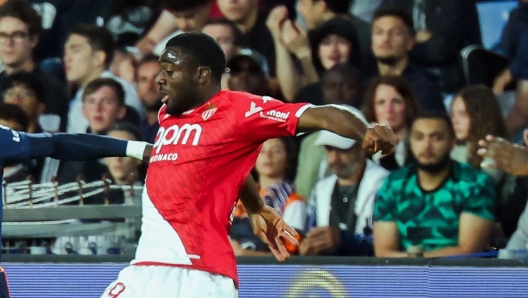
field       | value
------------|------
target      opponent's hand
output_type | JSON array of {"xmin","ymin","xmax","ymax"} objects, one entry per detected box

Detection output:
[
  {"xmin": 362, "ymin": 124, "xmax": 396, "ymax": 155},
  {"xmin": 248, "ymin": 206, "xmax": 299, "ymax": 262},
  {"xmin": 478, "ymin": 134, "xmax": 528, "ymax": 176}
]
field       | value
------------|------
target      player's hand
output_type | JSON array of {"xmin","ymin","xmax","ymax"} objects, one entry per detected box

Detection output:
[
  {"xmin": 362, "ymin": 124, "xmax": 396, "ymax": 155},
  {"xmin": 248, "ymin": 206, "xmax": 299, "ymax": 262},
  {"xmin": 478, "ymin": 134, "xmax": 528, "ymax": 176}
]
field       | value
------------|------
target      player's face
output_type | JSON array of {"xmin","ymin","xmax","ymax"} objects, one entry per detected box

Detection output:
[
  {"xmin": 450, "ymin": 96, "xmax": 470, "ymax": 143},
  {"xmin": 0, "ymin": 17, "xmax": 36, "ymax": 68},
  {"xmin": 256, "ymin": 138, "xmax": 288, "ymax": 179},
  {"xmin": 324, "ymin": 144, "xmax": 365, "ymax": 179},
  {"xmin": 317, "ymin": 34, "xmax": 352, "ymax": 70},
  {"xmin": 410, "ymin": 118, "xmax": 455, "ymax": 173},
  {"xmin": 373, "ymin": 84, "xmax": 407, "ymax": 132},
  {"xmin": 4, "ymin": 83, "xmax": 44, "ymax": 120},
  {"xmin": 372, "ymin": 16, "xmax": 414, "ymax": 61},
  {"xmin": 202, "ymin": 24, "xmax": 238, "ymax": 61},
  {"xmin": 64, "ymin": 34, "xmax": 98, "ymax": 84},
  {"xmin": 137, "ymin": 61, "xmax": 163, "ymax": 112},
  {"xmin": 157, "ymin": 47, "xmax": 199, "ymax": 115},
  {"xmin": 82, "ymin": 86, "xmax": 126, "ymax": 134},
  {"xmin": 105, "ymin": 130, "xmax": 141, "ymax": 183}
]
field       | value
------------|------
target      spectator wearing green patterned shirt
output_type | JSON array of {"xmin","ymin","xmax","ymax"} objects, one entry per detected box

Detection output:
[{"xmin": 373, "ymin": 111, "xmax": 496, "ymax": 257}]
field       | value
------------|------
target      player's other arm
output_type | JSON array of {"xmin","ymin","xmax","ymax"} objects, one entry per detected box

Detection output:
[
  {"xmin": 297, "ymin": 105, "xmax": 396, "ymax": 154},
  {"xmin": 26, "ymin": 133, "xmax": 152, "ymax": 161},
  {"xmin": 241, "ymin": 175, "xmax": 299, "ymax": 262}
]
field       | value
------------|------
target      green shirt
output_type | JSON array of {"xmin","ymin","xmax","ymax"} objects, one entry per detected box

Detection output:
[{"xmin": 373, "ymin": 161, "xmax": 496, "ymax": 251}]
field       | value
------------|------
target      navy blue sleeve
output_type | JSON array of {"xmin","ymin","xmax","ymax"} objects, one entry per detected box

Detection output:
[
  {"xmin": 25, "ymin": 133, "xmax": 128, "ymax": 161},
  {"xmin": 0, "ymin": 125, "xmax": 30, "ymax": 166},
  {"xmin": 337, "ymin": 230, "xmax": 374, "ymax": 257}
]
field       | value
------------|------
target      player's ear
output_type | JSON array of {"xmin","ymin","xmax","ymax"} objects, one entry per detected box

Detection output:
[{"xmin": 196, "ymin": 66, "xmax": 212, "ymax": 84}]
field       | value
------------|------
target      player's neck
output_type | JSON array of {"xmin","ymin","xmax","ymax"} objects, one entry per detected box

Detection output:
[
  {"xmin": 192, "ymin": 85, "xmax": 221, "ymax": 108},
  {"xmin": 259, "ymin": 176, "xmax": 284, "ymax": 190}
]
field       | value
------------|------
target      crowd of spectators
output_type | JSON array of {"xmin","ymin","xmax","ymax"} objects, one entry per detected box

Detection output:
[{"xmin": 1, "ymin": 0, "xmax": 528, "ymax": 258}]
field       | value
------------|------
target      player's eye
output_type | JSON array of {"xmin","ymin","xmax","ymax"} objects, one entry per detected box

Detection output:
[{"xmin": 165, "ymin": 71, "xmax": 174, "ymax": 76}]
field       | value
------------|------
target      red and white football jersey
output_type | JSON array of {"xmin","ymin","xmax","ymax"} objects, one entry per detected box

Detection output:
[{"xmin": 131, "ymin": 90, "xmax": 311, "ymax": 285}]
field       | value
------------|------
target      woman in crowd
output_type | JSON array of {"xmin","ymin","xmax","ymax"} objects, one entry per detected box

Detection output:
[
  {"xmin": 230, "ymin": 137, "xmax": 305, "ymax": 256},
  {"xmin": 293, "ymin": 17, "xmax": 362, "ymax": 105},
  {"xmin": 362, "ymin": 75, "xmax": 419, "ymax": 171},
  {"xmin": 450, "ymin": 84, "xmax": 508, "ymax": 184}
]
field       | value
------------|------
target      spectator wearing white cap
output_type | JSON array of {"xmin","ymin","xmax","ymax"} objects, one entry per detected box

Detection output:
[{"xmin": 299, "ymin": 129, "xmax": 389, "ymax": 256}]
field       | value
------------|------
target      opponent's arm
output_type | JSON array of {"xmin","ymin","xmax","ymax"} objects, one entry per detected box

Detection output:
[
  {"xmin": 26, "ymin": 133, "xmax": 152, "ymax": 161},
  {"xmin": 297, "ymin": 105, "xmax": 396, "ymax": 154}
]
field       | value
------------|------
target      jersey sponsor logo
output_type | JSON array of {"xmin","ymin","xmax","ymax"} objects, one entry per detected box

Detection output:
[
  {"xmin": 153, "ymin": 124, "xmax": 202, "ymax": 154},
  {"xmin": 245, "ymin": 102, "xmax": 263, "ymax": 117},
  {"xmin": 261, "ymin": 110, "xmax": 290, "ymax": 122},
  {"xmin": 202, "ymin": 103, "xmax": 218, "ymax": 121}
]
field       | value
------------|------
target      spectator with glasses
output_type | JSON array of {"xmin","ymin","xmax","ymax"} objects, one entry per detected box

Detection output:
[{"xmin": 0, "ymin": 0, "xmax": 69, "ymax": 131}]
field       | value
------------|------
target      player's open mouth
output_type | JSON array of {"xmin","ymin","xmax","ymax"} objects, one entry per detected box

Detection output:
[{"xmin": 161, "ymin": 94, "xmax": 169, "ymax": 104}]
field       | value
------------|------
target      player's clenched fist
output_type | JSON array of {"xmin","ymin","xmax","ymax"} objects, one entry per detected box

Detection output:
[{"xmin": 362, "ymin": 124, "xmax": 396, "ymax": 155}]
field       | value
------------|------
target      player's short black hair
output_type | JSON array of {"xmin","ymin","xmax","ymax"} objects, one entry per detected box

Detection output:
[
  {"xmin": 165, "ymin": 32, "xmax": 226, "ymax": 82},
  {"xmin": 324, "ymin": 0, "xmax": 352, "ymax": 14},
  {"xmin": 3, "ymin": 71, "xmax": 45, "ymax": 103},
  {"xmin": 0, "ymin": 103, "xmax": 29, "ymax": 131},
  {"xmin": 83, "ymin": 78, "xmax": 125, "ymax": 106},
  {"xmin": 413, "ymin": 110, "xmax": 455, "ymax": 137},
  {"xmin": 163, "ymin": 0, "xmax": 212, "ymax": 13},
  {"xmin": 68, "ymin": 24, "xmax": 116, "ymax": 68},
  {"xmin": 205, "ymin": 18, "xmax": 243, "ymax": 46},
  {"xmin": 373, "ymin": 6, "xmax": 415, "ymax": 35}
]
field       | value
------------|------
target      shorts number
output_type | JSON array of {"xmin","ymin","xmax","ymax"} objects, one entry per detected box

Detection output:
[{"xmin": 108, "ymin": 282, "xmax": 126, "ymax": 298}]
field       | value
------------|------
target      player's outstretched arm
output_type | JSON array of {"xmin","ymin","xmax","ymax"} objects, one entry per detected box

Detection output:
[
  {"xmin": 297, "ymin": 105, "xmax": 396, "ymax": 154},
  {"xmin": 241, "ymin": 175, "xmax": 299, "ymax": 262},
  {"xmin": 26, "ymin": 133, "xmax": 152, "ymax": 161}
]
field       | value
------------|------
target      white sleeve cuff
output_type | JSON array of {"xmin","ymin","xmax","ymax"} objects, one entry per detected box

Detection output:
[{"xmin": 126, "ymin": 141, "xmax": 148, "ymax": 160}]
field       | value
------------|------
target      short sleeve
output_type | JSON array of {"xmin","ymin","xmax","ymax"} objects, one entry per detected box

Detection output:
[
  {"xmin": 373, "ymin": 179, "xmax": 397, "ymax": 222},
  {"xmin": 0, "ymin": 125, "xmax": 30, "ymax": 166},
  {"xmin": 462, "ymin": 175, "xmax": 496, "ymax": 221},
  {"xmin": 234, "ymin": 94, "xmax": 312, "ymax": 142}
]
